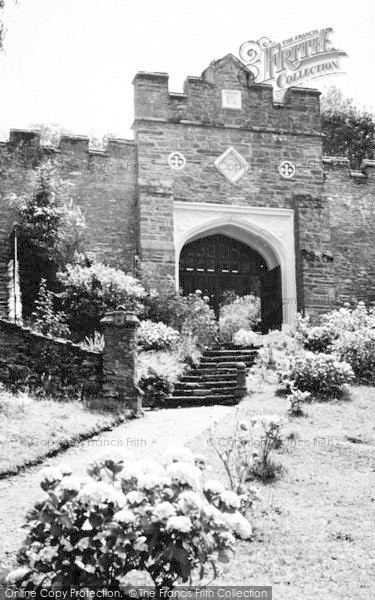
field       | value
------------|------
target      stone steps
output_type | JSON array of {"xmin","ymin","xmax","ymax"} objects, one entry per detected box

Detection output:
[{"xmin": 166, "ymin": 345, "xmax": 259, "ymax": 408}]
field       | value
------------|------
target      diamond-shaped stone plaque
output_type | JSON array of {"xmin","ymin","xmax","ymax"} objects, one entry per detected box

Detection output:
[{"xmin": 214, "ymin": 147, "xmax": 249, "ymax": 184}]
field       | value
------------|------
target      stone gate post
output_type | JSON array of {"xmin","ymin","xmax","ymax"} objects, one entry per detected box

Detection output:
[{"xmin": 100, "ymin": 308, "xmax": 140, "ymax": 413}]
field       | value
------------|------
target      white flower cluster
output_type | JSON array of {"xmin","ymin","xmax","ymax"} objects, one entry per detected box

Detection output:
[
  {"xmin": 138, "ymin": 320, "xmax": 180, "ymax": 351},
  {"xmin": 77, "ymin": 481, "xmax": 126, "ymax": 508},
  {"xmin": 166, "ymin": 461, "xmax": 202, "ymax": 490}
]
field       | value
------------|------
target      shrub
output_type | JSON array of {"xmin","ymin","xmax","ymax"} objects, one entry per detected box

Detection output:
[
  {"xmin": 295, "ymin": 316, "xmax": 337, "ymax": 353},
  {"xmin": 138, "ymin": 320, "xmax": 179, "ymax": 351},
  {"xmin": 31, "ymin": 278, "xmax": 70, "ymax": 339},
  {"xmin": 286, "ymin": 386, "xmax": 311, "ymax": 417},
  {"xmin": 332, "ymin": 328, "xmax": 375, "ymax": 382},
  {"xmin": 219, "ymin": 295, "xmax": 261, "ymax": 344},
  {"xmin": 211, "ymin": 415, "xmax": 285, "ymax": 484},
  {"xmin": 175, "ymin": 333, "xmax": 202, "ymax": 367},
  {"xmin": 255, "ymin": 330, "xmax": 301, "ymax": 376},
  {"xmin": 137, "ymin": 351, "xmax": 185, "ymax": 407},
  {"xmin": 58, "ymin": 263, "xmax": 146, "ymax": 337},
  {"xmin": 233, "ymin": 329, "xmax": 261, "ymax": 347},
  {"xmin": 6, "ymin": 449, "xmax": 253, "ymax": 592},
  {"xmin": 143, "ymin": 283, "xmax": 218, "ymax": 350},
  {"xmin": 281, "ymin": 352, "xmax": 354, "ymax": 398}
]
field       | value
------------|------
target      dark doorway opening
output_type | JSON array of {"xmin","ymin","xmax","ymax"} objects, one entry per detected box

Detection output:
[{"xmin": 179, "ymin": 233, "xmax": 282, "ymax": 332}]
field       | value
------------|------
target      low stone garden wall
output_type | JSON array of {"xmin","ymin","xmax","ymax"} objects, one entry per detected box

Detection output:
[{"xmin": 0, "ymin": 309, "xmax": 139, "ymax": 406}]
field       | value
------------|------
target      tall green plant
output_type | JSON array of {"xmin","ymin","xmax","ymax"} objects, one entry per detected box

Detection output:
[{"xmin": 9, "ymin": 160, "xmax": 86, "ymax": 266}]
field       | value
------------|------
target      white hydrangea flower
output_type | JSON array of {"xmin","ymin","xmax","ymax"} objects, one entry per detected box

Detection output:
[
  {"xmin": 6, "ymin": 566, "xmax": 31, "ymax": 585},
  {"xmin": 114, "ymin": 509, "xmax": 136, "ymax": 525},
  {"xmin": 39, "ymin": 466, "xmax": 64, "ymax": 484},
  {"xmin": 234, "ymin": 514, "xmax": 253, "ymax": 540},
  {"xmin": 222, "ymin": 512, "xmax": 252, "ymax": 540},
  {"xmin": 166, "ymin": 462, "xmax": 201, "ymax": 489},
  {"xmin": 194, "ymin": 454, "xmax": 207, "ymax": 469},
  {"xmin": 160, "ymin": 475, "xmax": 172, "ymax": 487},
  {"xmin": 58, "ymin": 463, "xmax": 73, "ymax": 476},
  {"xmin": 126, "ymin": 490, "xmax": 145, "ymax": 506},
  {"xmin": 166, "ymin": 515, "xmax": 193, "ymax": 533},
  {"xmin": 163, "ymin": 447, "xmax": 195, "ymax": 466},
  {"xmin": 136, "ymin": 459, "xmax": 166, "ymax": 476},
  {"xmin": 204, "ymin": 479, "xmax": 225, "ymax": 495},
  {"xmin": 201, "ymin": 503, "xmax": 222, "ymax": 521},
  {"xmin": 152, "ymin": 501, "xmax": 176, "ymax": 521},
  {"xmin": 220, "ymin": 490, "xmax": 241, "ymax": 509},
  {"xmin": 177, "ymin": 490, "xmax": 203, "ymax": 513},
  {"xmin": 78, "ymin": 482, "xmax": 126, "ymax": 507},
  {"xmin": 37, "ymin": 546, "xmax": 59, "ymax": 563},
  {"xmin": 121, "ymin": 464, "xmax": 143, "ymax": 481},
  {"xmin": 57, "ymin": 476, "xmax": 85, "ymax": 493},
  {"xmin": 137, "ymin": 473, "xmax": 165, "ymax": 490},
  {"xmin": 99, "ymin": 449, "xmax": 134, "ymax": 464}
]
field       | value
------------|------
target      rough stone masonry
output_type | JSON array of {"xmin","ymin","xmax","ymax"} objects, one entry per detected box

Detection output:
[{"xmin": 0, "ymin": 54, "xmax": 374, "ymax": 329}]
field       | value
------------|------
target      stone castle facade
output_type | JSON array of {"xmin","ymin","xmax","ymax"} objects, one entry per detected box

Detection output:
[{"xmin": 0, "ymin": 54, "xmax": 375, "ymax": 330}]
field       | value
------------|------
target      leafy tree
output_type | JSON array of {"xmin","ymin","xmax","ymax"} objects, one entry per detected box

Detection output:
[
  {"xmin": 321, "ymin": 86, "xmax": 375, "ymax": 169},
  {"xmin": 9, "ymin": 160, "xmax": 86, "ymax": 315}
]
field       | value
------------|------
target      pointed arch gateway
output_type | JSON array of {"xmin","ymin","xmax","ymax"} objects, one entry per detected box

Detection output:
[{"xmin": 173, "ymin": 202, "xmax": 297, "ymax": 331}]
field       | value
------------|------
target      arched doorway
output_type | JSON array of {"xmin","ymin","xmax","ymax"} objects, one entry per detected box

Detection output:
[{"xmin": 179, "ymin": 233, "xmax": 282, "ymax": 332}]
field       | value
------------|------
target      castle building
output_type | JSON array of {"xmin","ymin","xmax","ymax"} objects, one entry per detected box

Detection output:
[{"xmin": 1, "ymin": 54, "xmax": 375, "ymax": 331}]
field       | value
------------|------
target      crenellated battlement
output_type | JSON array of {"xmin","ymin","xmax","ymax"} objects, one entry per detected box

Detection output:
[
  {"xmin": 133, "ymin": 54, "xmax": 321, "ymax": 135},
  {"xmin": 0, "ymin": 129, "xmax": 135, "ymax": 166}
]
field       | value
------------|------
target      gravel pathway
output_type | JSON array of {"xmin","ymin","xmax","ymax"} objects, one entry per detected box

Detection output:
[{"xmin": 0, "ymin": 404, "xmax": 232, "ymax": 569}]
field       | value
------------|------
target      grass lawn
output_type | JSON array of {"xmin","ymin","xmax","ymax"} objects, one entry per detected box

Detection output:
[
  {"xmin": 0, "ymin": 389, "xmax": 125, "ymax": 477},
  {"xmin": 188, "ymin": 381, "xmax": 375, "ymax": 599}
]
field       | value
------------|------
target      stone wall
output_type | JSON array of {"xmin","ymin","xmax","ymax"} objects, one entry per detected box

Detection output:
[
  {"xmin": 324, "ymin": 158, "xmax": 375, "ymax": 304},
  {"xmin": 0, "ymin": 318, "xmax": 102, "ymax": 398},
  {"xmin": 0, "ymin": 309, "xmax": 139, "ymax": 407},
  {"xmin": 0, "ymin": 130, "xmax": 138, "ymax": 316}
]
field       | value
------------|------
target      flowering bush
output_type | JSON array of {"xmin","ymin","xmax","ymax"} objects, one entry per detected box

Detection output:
[
  {"xmin": 58, "ymin": 263, "xmax": 146, "ymax": 337},
  {"xmin": 332, "ymin": 328, "xmax": 375, "ymax": 382},
  {"xmin": 7, "ymin": 447, "xmax": 253, "ymax": 592},
  {"xmin": 233, "ymin": 329, "xmax": 262, "ymax": 348},
  {"xmin": 219, "ymin": 295, "xmax": 261, "ymax": 344},
  {"xmin": 138, "ymin": 320, "xmax": 180, "ymax": 351},
  {"xmin": 137, "ymin": 351, "xmax": 186, "ymax": 407},
  {"xmin": 280, "ymin": 352, "xmax": 354, "ymax": 398},
  {"xmin": 321, "ymin": 301, "xmax": 375, "ymax": 333},
  {"xmin": 295, "ymin": 316, "xmax": 337, "ymax": 353},
  {"xmin": 296, "ymin": 303, "xmax": 375, "ymax": 354},
  {"xmin": 145, "ymin": 287, "xmax": 218, "ymax": 349},
  {"xmin": 255, "ymin": 330, "xmax": 301, "ymax": 378}
]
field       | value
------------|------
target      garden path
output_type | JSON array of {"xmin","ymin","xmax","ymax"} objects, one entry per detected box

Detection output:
[{"xmin": 0, "ymin": 403, "xmax": 233, "ymax": 569}]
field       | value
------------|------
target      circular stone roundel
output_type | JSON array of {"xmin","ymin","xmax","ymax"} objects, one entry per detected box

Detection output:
[
  {"xmin": 168, "ymin": 151, "xmax": 186, "ymax": 170},
  {"xmin": 279, "ymin": 160, "xmax": 296, "ymax": 179}
]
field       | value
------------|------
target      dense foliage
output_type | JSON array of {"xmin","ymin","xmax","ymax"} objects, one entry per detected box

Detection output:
[
  {"xmin": 138, "ymin": 320, "xmax": 180, "ymax": 351},
  {"xmin": 144, "ymin": 283, "xmax": 218, "ymax": 350},
  {"xmin": 6, "ymin": 448, "xmax": 254, "ymax": 592},
  {"xmin": 219, "ymin": 294, "xmax": 260, "ymax": 344},
  {"xmin": 321, "ymin": 86, "xmax": 375, "ymax": 169},
  {"xmin": 58, "ymin": 263, "xmax": 146, "ymax": 337},
  {"xmin": 9, "ymin": 161, "xmax": 86, "ymax": 315},
  {"xmin": 281, "ymin": 352, "xmax": 354, "ymax": 398},
  {"xmin": 31, "ymin": 278, "xmax": 70, "ymax": 338}
]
